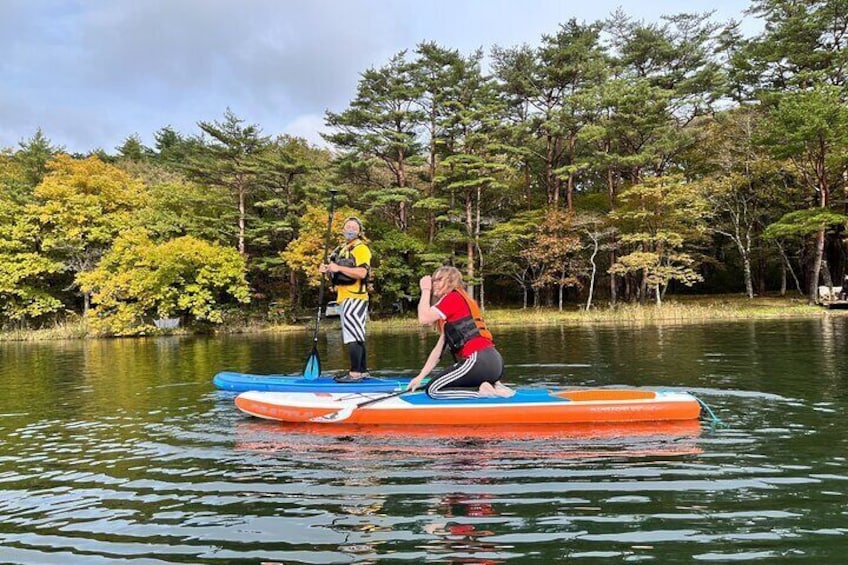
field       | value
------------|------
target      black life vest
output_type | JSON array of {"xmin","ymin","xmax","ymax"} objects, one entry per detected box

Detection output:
[
  {"xmin": 439, "ymin": 288, "xmax": 494, "ymax": 355},
  {"xmin": 330, "ymin": 240, "xmax": 369, "ymax": 292}
]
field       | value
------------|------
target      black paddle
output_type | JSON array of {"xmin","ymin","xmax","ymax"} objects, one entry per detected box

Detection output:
[{"xmin": 303, "ymin": 189, "xmax": 338, "ymax": 380}]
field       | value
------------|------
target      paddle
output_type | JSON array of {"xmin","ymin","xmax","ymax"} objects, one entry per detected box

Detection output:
[
  {"xmin": 310, "ymin": 389, "xmax": 413, "ymax": 423},
  {"xmin": 303, "ymin": 189, "xmax": 339, "ymax": 380}
]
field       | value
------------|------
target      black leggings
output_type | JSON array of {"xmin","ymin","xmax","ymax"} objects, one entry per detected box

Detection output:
[
  {"xmin": 426, "ymin": 347, "xmax": 504, "ymax": 399},
  {"xmin": 348, "ymin": 341, "xmax": 367, "ymax": 373}
]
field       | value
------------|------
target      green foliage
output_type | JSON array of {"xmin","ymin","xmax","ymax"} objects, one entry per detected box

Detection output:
[
  {"xmin": 116, "ymin": 134, "xmax": 152, "ymax": 162},
  {"xmin": 0, "ymin": 153, "xmax": 66, "ymax": 323},
  {"xmin": 746, "ymin": 0, "xmax": 848, "ymax": 91},
  {"xmin": 0, "ymin": 253, "xmax": 64, "ymax": 322},
  {"xmin": 183, "ymin": 109, "xmax": 271, "ymax": 254},
  {"xmin": 7, "ymin": 4, "xmax": 848, "ymax": 329},
  {"xmin": 760, "ymin": 86, "xmax": 848, "ymax": 182},
  {"xmin": 16, "ymin": 129, "xmax": 61, "ymax": 187},
  {"xmin": 369, "ymin": 229, "xmax": 424, "ymax": 308},
  {"xmin": 763, "ymin": 209, "xmax": 848, "ymax": 240},
  {"xmin": 610, "ymin": 175, "xmax": 708, "ymax": 297},
  {"xmin": 79, "ymin": 231, "xmax": 250, "ymax": 335}
]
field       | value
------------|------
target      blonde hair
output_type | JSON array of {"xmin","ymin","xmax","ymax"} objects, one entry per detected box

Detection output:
[{"xmin": 432, "ymin": 266, "xmax": 463, "ymax": 300}]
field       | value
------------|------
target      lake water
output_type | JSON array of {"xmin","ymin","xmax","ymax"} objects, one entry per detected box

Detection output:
[{"xmin": 1, "ymin": 317, "xmax": 846, "ymax": 563}]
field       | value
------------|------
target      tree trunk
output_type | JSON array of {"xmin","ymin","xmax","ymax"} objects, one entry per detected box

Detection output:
[
  {"xmin": 808, "ymin": 161, "xmax": 830, "ymax": 303},
  {"xmin": 607, "ymin": 164, "xmax": 617, "ymax": 306},
  {"xmin": 475, "ymin": 184, "xmax": 483, "ymax": 303},
  {"xmin": 237, "ymin": 183, "xmax": 246, "ymax": 255},
  {"xmin": 741, "ymin": 248, "xmax": 754, "ymax": 299},
  {"xmin": 289, "ymin": 270, "xmax": 299, "ymax": 307},
  {"xmin": 428, "ymin": 108, "xmax": 437, "ymax": 244},
  {"xmin": 398, "ymin": 151, "xmax": 408, "ymax": 231},
  {"xmin": 586, "ymin": 234, "xmax": 598, "ymax": 310},
  {"xmin": 465, "ymin": 192, "xmax": 474, "ymax": 299},
  {"xmin": 558, "ymin": 283, "xmax": 563, "ymax": 311},
  {"xmin": 780, "ymin": 259, "xmax": 787, "ymax": 296},
  {"xmin": 566, "ymin": 135, "xmax": 576, "ymax": 212},
  {"xmin": 546, "ymin": 133, "xmax": 555, "ymax": 206},
  {"xmin": 778, "ymin": 242, "xmax": 804, "ymax": 296},
  {"xmin": 809, "ymin": 228, "xmax": 825, "ymax": 304}
]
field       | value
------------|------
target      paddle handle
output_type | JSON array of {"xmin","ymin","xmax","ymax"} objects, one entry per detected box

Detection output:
[{"xmin": 312, "ymin": 189, "xmax": 338, "ymax": 344}]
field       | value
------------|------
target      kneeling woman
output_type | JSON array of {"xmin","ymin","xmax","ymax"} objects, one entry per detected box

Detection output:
[{"xmin": 407, "ymin": 266, "xmax": 513, "ymax": 398}]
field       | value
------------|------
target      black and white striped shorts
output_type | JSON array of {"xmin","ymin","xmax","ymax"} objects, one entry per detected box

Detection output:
[{"xmin": 340, "ymin": 298, "xmax": 368, "ymax": 344}]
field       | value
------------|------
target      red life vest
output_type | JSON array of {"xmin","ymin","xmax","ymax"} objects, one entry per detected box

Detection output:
[{"xmin": 438, "ymin": 287, "xmax": 494, "ymax": 355}]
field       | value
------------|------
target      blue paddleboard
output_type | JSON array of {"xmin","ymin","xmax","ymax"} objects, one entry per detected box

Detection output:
[{"xmin": 213, "ymin": 371, "xmax": 412, "ymax": 393}]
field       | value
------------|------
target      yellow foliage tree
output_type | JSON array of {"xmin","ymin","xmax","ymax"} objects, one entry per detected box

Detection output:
[
  {"xmin": 30, "ymin": 154, "xmax": 149, "ymax": 311},
  {"xmin": 281, "ymin": 203, "xmax": 361, "ymax": 288}
]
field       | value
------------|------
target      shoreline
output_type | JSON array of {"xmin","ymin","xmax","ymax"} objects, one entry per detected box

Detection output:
[{"xmin": 0, "ymin": 295, "xmax": 839, "ymax": 342}]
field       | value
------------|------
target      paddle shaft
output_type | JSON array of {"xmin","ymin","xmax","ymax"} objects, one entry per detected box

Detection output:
[
  {"xmin": 353, "ymin": 389, "xmax": 410, "ymax": 409},
  {"xmin": 311, "ymin": 189, "xmax": 338, "ymax": 345}
]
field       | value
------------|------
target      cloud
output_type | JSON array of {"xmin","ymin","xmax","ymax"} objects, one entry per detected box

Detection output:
[
  {"xmin": 282, "ymin": 113, "xmax": 331, "ymax": 149},
  {"xmin": 0, "ymin": 0, "xmax": 756, "ymax": 153}
]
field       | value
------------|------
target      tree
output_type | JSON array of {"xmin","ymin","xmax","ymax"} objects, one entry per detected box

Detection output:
[
  {"xmin": 492, "ymin": 20, "xmax": 609, "ymax": 209},
  {"xmin": 79, "ymin": 231, "xmax": 250, "ymax": 335},
  {"xmin": 609, "ymin": 175, "xmax": 709, "ymax": 304},
  {"xmin": 746, "ymin": 0, "xmax": 848, "ymax": 91},
  {"xmin": 412, "ymin": 42, "xmax": 465, "ymax": 243},
  {"xmin": 483, "ymin": 211, "xmax": 544, "ymax": 308},
  {"xmin": 30, "ymin": 154, "xmax": 148, "ymax": 313},
  {"xmin": 324, "ymin": 52, "xmax": 424, "ymax": 231},
  {"xmin": 248, "ymin": 136, "xmax": 330, "ymax": 300},
  {"xmin": 0, "ymin": 154, "xmax": 63, "ymax": 324},
  {"xmin": 16, "ymin": 128, "xmax": 61, "ymax": 187},
  {"xmin": 116, "ymin": 133, "xmax": 151, "ymax": 162},
  {"xmin": 692, "ymin": 108, "xmax": 786, "ymax": 298},
  {"xmin": 523, "ymin": 209, "xmax": 584, "ymax": 310},
  {"xmin": 759, "ymin": 86, "xmax": 848, "ymax": 302},
  {"xmin": 153, "ymin": 126, "xmax": 200, "ymax": 165},
  {"xmin": 185, "ymin": 109, "xmax": 271, "ymax": 255},
  {"xmin": 434, "ymin": 52, "xmax": 509, "ymax": 299}
]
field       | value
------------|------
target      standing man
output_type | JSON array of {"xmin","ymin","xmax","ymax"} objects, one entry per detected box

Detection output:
[{"xmin": 319, "ymin": 217, "xmax": 372, "ymax": 382}]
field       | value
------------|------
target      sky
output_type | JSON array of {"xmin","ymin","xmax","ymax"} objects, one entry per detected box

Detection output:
[{"xmin": 1, "ymin": 0, "xmax": 758, "ymax": 154}]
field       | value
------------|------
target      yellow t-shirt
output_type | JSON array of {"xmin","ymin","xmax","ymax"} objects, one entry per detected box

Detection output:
[{"xmin": 335, "ymin": 240, "xmax": 371, "ymax": 303}]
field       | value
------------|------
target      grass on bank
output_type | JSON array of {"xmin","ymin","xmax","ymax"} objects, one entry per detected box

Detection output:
[
  {"xmin": 368, "ymin": 294, "xmax": 825, "ymax": 331},
  {"xmin": 0, "ymin": 294, "xmax": 833, "ymax": 342}
]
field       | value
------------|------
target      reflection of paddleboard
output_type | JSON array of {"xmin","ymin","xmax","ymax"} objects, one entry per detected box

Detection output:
[
  {"xmin": 233, "ymin": 420, "xmax": 703, "ymax": 460},
  {"xmin": 235, "ymin": 388, "xmax": 702, "ymax": 425},
  {"xmin": 213, "ymin": 371, "xmax": 411, "ymax": 393},
  {"xmin": 236, "ymin": 419, "xmax": 703, "ymax": 441}
]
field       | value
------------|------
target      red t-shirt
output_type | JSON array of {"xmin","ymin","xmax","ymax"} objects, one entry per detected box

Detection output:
[{"xmin": 432, "ymin": 290, "xmax": 494, "ymax": 359}]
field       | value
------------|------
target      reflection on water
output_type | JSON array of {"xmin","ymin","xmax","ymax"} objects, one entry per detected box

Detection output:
[{"xmin": 1, "ymin": 318, "xmax": 847, "ymax": 562}]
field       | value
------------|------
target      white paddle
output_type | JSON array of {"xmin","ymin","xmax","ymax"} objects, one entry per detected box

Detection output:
[{"xmin": 310, "ymin": 389, "xmax": 412, "ymax": 423}]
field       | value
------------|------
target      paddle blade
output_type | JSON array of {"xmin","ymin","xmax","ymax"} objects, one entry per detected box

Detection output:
[
  {"xmin": 303, "ymin": 348, "xmax": 321, "ymax": 380},
  {"xmin": 310, "ymin": 406, "xmax": 354, "ymax": 423},
  {"xmin": 309, "ymin": 390, "xmax": 410, "ymax": 423}
]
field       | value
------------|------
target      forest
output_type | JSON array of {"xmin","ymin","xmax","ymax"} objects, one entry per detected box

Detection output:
[{"xmin": 2, "ymin": 1, "xmax": 847, "ymax": 335}]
